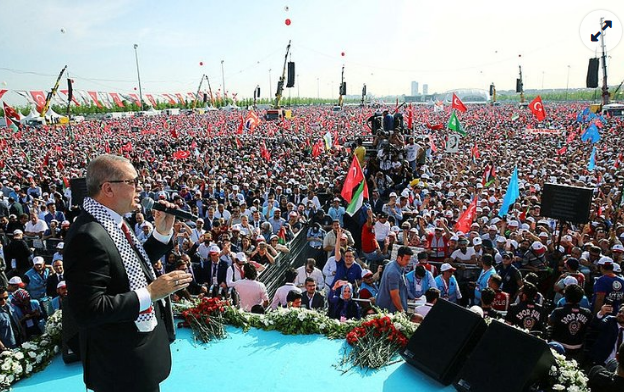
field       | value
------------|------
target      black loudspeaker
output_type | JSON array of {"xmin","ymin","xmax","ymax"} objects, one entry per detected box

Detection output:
[
  {"xmin": 286, "ymin": 62, "xmax": 295, "ymax": 88},
  {"xmin": 489, "ymin": 83, "xmax": 495, "ymax": 96},
  {"xmin": 255, "ymin": 87, "xmax": 261, "ymax": 98},
  {"xmin": 61, "ymin": 296, "xmax": 81, "ymax": 363},
  {"xmin": 516, "ymin": 78, "xmax": 523, "ymax": 93},
  {"xmin": 400, "ymin": 300, "xmax": 487, "ymax": 385},
  {"xmin": 454, "ymin": 321, "xmax": 555, "ymax": 392},
  {"xmin": 67, "ymin": 78, "xmax": 73, "ymax": 103},
  {"xmin": 540, "ymin": 183, "xmax": 593, "ymax": 224},
  {"xmin": 70, "ymin": 178, "xmax": 87, "ymax": 207},
  {"xmin": 340, "ymin": 82, "xmax": 347, "ymax": 95},
  {"xmin": 203, "ymin": 93, "xmax": 208, "ymax": 103},
  {"xmin": 586, "ymin": 58, "xmax": 599, "ymax": 88},
  {"xmin": 362, "ymin": 84, "xmax": 366, "ymax": 96}
]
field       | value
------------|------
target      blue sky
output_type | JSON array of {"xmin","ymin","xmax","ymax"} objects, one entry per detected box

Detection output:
[{"xmin": 0, "ymin": 0, "xmax": 622, "ymax": 105}]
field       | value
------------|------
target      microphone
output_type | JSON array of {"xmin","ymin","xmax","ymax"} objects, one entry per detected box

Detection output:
[{"xmin": 140, "ymin": 197, "xmax": 198, "ymax": 221}]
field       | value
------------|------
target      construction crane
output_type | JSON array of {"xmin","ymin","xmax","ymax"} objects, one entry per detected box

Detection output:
[
  {"xmin": 274, "ymin": 40, "xmax": 291, "ymax": 108},
  {"xmin": 41, "ymin": 65, "xmax": 67, "ymax": 118}
]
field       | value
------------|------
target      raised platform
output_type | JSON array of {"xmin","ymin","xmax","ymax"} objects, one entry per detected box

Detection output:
[{"xmin": 12, "ymin": 326, "xmax": 453, "ymax": 392}]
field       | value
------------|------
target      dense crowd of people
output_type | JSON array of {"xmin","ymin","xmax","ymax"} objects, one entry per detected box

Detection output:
[{"xmin": 1, "ymin": 101, "xmax": 624, "ymax": 387}]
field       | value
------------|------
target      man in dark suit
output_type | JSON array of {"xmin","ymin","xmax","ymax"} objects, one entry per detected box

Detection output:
[
  {"xmin": 369, "ymin": 189, "xmax": 384, "ymax": 214},
  {"xmin": 589, "ymin": 342, "xmax": 624, "ymax": 392},
  {"xmin": 46, "ymin": 259, "xmax": 64, "ymax": 298},
  {"xmin": 204, "ymin": 245, "xmax": 229, "ymax": 294},
  {"xmin": 589, "ymin": 303, "xmax": 624, "ymax": 367},
  {"xmin": 64, "ymin": 154, "xmax": 192, "ymax": 392},
  {"xmin": 300, "ymin": 277, "xmax": 325, "ymax": 311}
]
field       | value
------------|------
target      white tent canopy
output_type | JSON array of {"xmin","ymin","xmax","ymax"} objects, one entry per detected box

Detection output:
[{"xmin": 20, "ymin": 106, "xmax": 42, "ymax": 124}]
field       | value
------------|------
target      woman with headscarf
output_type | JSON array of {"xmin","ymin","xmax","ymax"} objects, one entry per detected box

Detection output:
[
  {"xmin": 10, "ymin": 288, "xmax": 44, "ymax": 339},
  {"xmin": 328, "ymin": 281, "xmax": 361, "ymax": 321}
]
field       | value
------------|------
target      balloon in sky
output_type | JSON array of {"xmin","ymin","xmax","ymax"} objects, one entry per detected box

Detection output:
[
  {"xmin": 134, "ymin": 87, "xmax": 137, "ymax": 91},
  {"xmin": 1, "ymin": 81, "xmax": 6, "ymax": 86},
  {"xmin": 60, "ymin": 28, "xmax": 65, "ymax": 33},
  {"xmin": 284, "ymin": 6, "xmax": 289, "ymax": 11},
  {"xmin": 199, "ymin": 61, "xmax": 203, "ymax": 66},
  {"xmin": 341, "ymin": 52, "xmax": 345, "ymax": 56},
  {"xmin": 285, "ymin": 18, "xmax": 291, "ymax": 26}
]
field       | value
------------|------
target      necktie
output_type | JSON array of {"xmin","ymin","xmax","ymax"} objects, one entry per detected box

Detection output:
[{"xmin": 121, "ymin": 222, "xmax": 135, "ymax": 247}]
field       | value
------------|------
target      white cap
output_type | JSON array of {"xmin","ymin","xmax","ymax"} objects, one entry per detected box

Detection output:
[
  {"xmin": 562, "ymin": 276, "xmax": 578, "ymax": 286},
  {"xmin": 33, "ymin": 256, "xmax": 45, "ymax": 265},
  {"xmin": 472, "ymin": 237, "xmax": 482, "ymax": 246},
  {"xmin": 597, "ymin": 256, "xmax": 614, "ymax": 265},
  {"xmin": 57, "ymin": 281, "xmax": 67, "ymax": 289},
  {"xmin": 209, "ymin": 245, "xmax": 221, "ymax": 254},
  {"xmin": 612, "ymin": 244, "xmax": 624, "ymax": 253},
  {"xmin": 56, "ymin": 242, "xmax": 64, "ymax": 249},
  {"xmin": 235, "ymin": 252, "xmax": 247, "ymax": 262},
  {"xmin": 440, "ymin": 263, "xmax": 455, "ymax": 272},
  {"xmin": 389, "ymin": 192, "xmax": 397, "ymax": 198}
]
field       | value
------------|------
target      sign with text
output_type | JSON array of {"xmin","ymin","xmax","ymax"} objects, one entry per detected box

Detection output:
[{"xmin": 540, "ymin": 183, "xmax": 593, "ymax": 223}]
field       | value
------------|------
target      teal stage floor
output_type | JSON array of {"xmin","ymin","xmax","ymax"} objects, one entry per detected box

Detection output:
[{"xmin": 12, "ymin": 326, "xmax": 454, "ymax": 392}]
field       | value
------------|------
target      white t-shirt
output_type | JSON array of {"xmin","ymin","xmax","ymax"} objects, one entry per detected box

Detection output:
[
  {"xmin": 450, "ymin": 247, "xmax": 475, "ymax": 262},
  {"xmin": 374, "ymin": 221, "xmax": 391, "ymax": 242},
  {"xmin": 406, "ymin": 144, "xmax": 421, "ymax": 162}
]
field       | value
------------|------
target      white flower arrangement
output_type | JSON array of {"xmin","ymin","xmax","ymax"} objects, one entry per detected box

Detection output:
[{"xmin": 0, "ymin": 310, "xmax": 63, "ymax": 392}]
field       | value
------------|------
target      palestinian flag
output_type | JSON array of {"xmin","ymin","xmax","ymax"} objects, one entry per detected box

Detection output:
[
  {"xmin": 346, "ymin": 179, "xmax": 369, "ymax": 216},
  {"xmin": 3, "ymin": 102, "xmax": 20, "ymax": 132},
  {"xmin": 447, "ymin": 111, "xmax": 465, "ymax": 136},
  {"xmin": 482, "ymin": 162, "xmax": 496, "ymax": 187}
]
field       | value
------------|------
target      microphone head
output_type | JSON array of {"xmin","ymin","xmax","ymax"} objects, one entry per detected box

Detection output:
[{"xmin": 140, "ymin": 197, "xmax": 155, "ymax": 211}]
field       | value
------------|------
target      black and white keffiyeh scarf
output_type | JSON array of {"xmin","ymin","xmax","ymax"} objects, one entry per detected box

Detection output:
[{"xmin": 83, "ymin": 197, "xmax": 157, "ymax": 332}]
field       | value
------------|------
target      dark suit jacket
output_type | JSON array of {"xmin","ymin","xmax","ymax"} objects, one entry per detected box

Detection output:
[
  {"xmin": 64, "ymin": 211, "xmax": 173, "ymax": 392},
  {"xmin": 301, "ymin": 292, "xmax": 325, "ymax": 310},
  {"xmin": 46, "ymin": 273, "xmax": 64, "ymax": 298},
  {"xmin": 589, "ymin": 315, "xmax": 622, "ymax": 366},
  {"xmin": 370, "ymin": 198, "xmax": 384, "ymax": 214}
]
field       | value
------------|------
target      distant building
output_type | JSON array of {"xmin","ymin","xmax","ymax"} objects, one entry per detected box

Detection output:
[
  {"xmin": 423, "ymin": 84, "xmax": 429, "ymax": 95},
  {"xmin": 411, "ymin": 81, "xmax": 419, "ymax": 96}
]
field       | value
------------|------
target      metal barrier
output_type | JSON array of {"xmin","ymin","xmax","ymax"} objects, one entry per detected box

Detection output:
[{"xmin": 259, "ymin": 224, "xmax": 310, "ymax": 298}]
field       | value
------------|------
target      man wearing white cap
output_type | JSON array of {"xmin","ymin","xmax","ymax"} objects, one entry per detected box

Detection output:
[
  {"xmin": 226, "ymin": 252, "xmax": 248, "ymax": 287},
  {"xmin": 24, "ymin": 256, "xmax": 50, "ymax": 300},
  {"xmin": 593, "ymin": 257, "xmax": 624, "ymax": 315},
  {"xmin": 51, "ymin": 280, "xmax": 68, "ymax": 311}
]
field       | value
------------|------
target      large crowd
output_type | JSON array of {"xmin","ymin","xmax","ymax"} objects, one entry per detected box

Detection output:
[{"xmin": 1, "ymin": 102, "xmax": 624, "ymax": 386}]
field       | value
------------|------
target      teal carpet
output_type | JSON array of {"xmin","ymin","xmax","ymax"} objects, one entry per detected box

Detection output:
[{"xmin": 12, "ymin": 326, "xmax": 453, "ymax": 392}]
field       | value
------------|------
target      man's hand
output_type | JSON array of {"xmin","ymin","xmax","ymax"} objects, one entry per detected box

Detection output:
[
  {"xmin": 147, "ymin": 270, "xmax": 193, "ymax": 301},
  {"xmin": 152, "ymin": 201, "xmax": 177, "ymax": 236}
]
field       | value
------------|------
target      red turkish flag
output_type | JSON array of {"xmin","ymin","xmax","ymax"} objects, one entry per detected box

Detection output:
[
  {"xmin": 128, "ymin": 94, "xmax": 140, "ymax": 105},
  {"xmin": 451, "ymin": 93, "xmax": 467, "ymax": 112},
  {"xmin": 341, "ymin": 155, "xmax": 365, "ymax": 202},
  {"xmin": 528, "ymin": 96, "xmax": 546, "ymax": 121},
  {"xmin": 145, "ymin": 94, "xmax": 157, "ymax": 107},
  {"xmin": 173, "ymin": 150, "xmax": 190, "ymax": 160},
  {"xmin": 87, "ymin": 91, "xmax": 103, "ymax": 108},
  {"xmin": 60, "ymin": 90, "xmax": 81, "ymax": 106},
  {"xmin": 0, "ymin": 89, "xmax": 7, "ymax": 100},
  {"xmin": 162, "ymin": 94, "xmax": 176, "ymax": 105},
  {"xmin": 109, "ymin": 93, "xmax": 125, "ymax": 108},
  {"xmin": 30, "ymin": 91, "xmax": 47, "ymax": 112},
  {"xmin": 175, "ymin": 93, "xmax": 185, "ymax": 104},
  {"xmin": 454, "ymin": 197, "xmax": 477, "ymax": 234}
]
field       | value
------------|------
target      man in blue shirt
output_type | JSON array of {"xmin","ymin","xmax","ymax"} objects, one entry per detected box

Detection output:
[
  {"xmin": 376, "ymin": 246, "xmax": 412, "ymax": 313},
  {"xmin": 327, "ymin": 198, "xmax": 346, "ymax": 227},
  {"xmin": 0, "ymin": 286, "xmax": 20, "ymax": 350}
]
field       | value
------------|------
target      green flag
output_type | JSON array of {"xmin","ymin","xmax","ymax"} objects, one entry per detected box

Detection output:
[
  {"xmin": 346, "ymin": 180, "xmax": 368, "ymax": 216},
  {"xmin": 447, "ymin": 111, "xmax": 466, "ymax": 136}
]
